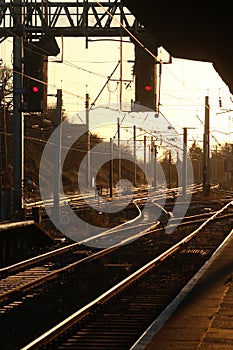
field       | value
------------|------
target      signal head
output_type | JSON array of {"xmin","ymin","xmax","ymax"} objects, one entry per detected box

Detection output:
[
  {"xmin": 31, "ymin": 85, "xmax": 40, "ymax": 93},
  {"xmin": 144, "ymin": 85, "xmax": 152, "ymax": 92}
]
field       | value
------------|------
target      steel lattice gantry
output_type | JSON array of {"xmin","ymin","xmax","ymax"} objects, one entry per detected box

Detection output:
[
  {"xmin": 0, "ymin": 0, "xmax": 145, "ymax": 40},
  {"xmin": 0, "ymin": 1, "xmax": 153, "ymax": 217}
]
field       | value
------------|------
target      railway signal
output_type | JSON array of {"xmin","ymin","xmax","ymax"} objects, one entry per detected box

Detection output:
[
  {"xmin": 23, "ymin": 43, "xmax": 45, "ymax": 112},
  {"xmin": 144, "ymin": 84, "xmax": 152, "ymax": 92},
  {"xmin": 24, "ymin": 81, "xmax": 44, "ymax": 112},
  {"xmin": 134, "ymin": 44, "xmax": 156, "ymax": 110}
]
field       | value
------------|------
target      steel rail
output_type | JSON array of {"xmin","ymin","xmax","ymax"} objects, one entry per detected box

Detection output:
[
  {"xmin": 1, "ymin": 196, "xmax": 230, "ymax": 306},
  {"xmin": 20, "ymin": 200, "xmax": 233, "ymax": 349}
]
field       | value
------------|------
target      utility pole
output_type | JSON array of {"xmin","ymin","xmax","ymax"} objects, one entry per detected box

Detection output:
[
  {"xmin": 182, "ymin": 127, "xmax": 195, "ymax": 197},
  {"xmin": 154, "ymin": 48, "xmax": 158, "ymax": 112},
  {"xmin": 144, "ymin": 135, "xmax": 147, "ymax": 178},
  {"xmin": 86, "ymin": 93, "xmax": 91, "ymax": 190},
  {"xmin": 117, "ymin": 117, "xmax": 121, "ymax": 183},
  {"xmin": 168, "ymin": 149, "xmax": 172, "ymax": 189},
  {"xmin": 203, "ymin": 95, "xmax": 210, "ymax": 196},
  {"xmin": 52, "ymin": 89, "xmax": 62, "ymax": 223},
  {"xmin": 109, "ymin": 138, "xmax": 113, "ymax": 198},
  {"xmin": 13, "ymin": 0, "xmax": 24, "ymax": 219},
  {"xmin": 157, "ymin": 62, "xmax": 162, "ymax": 114},
  {"xmin": 153, "ymin": 144, "xmax": 157, "ymax": 190},
  {"xmin": 182, "ymin": 127, "xmax": 187, "ymax": 197},
  {"xmin": 0, "ymin": 76, "xmax": 7, "ymax": 220},
  {"xmin": 119, "ymin": 34, "xmax": 123, "ymax": 111},
  {"xmin": 133, "ymin": 125, "xmax": 136, "ymax": 186},
  {"xmin": 150, "ymin": 137, "xmax": 154, "ymax": 186}
]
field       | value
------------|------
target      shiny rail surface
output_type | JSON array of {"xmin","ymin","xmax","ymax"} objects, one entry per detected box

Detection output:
[
  {"xmin": 0, "ymin": 195, "xmax": 230, "ymax": 307},
  {"xmin": 20, "ymin": 201, "xmax": 233, "ymax": 350},
  {"xmin": 0, "ymin": 203, "xmax": 222, "ymax": 304}
]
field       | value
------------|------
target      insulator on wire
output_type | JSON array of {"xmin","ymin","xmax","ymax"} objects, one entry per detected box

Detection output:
[{"xmin": 219, "ymin": 96, "xmax": 222, "ymax": 108}]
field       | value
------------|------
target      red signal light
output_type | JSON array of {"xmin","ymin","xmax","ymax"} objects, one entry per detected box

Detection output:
[
  {"xmin": 31, "ymin": 85, "xmax": 40, "ymax": 93},
  {"xmin": 144, "ymin": 85, "xmax": 152, "ymax": 92}
]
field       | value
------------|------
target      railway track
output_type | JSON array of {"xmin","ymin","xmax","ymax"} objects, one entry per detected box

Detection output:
[
  {"xmin": 0, "ymin": 199, "xmax": 221, "ymax": 306},
  {"xmin": 0, "ymin": 197, "xmax": 145, "ymax": 304},
  {"xmin": 0, "ymin": 195, "xmax": 172, "ymax": 300},
  {"xmin": 18, "ymin": 200, "xmax": 233, "ymax": 350},
  {"xmin": 20, "ymin": 201, "xmax": 233, "ymax": 350},
  {"xmin": 1, "ymin": 201, "xmax": 233, "ymax": 349}
]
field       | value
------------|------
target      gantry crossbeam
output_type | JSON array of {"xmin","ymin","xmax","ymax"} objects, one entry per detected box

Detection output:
[{"xmin": 0, "ymin": 1, "xmax": 145, "ymax": 39}]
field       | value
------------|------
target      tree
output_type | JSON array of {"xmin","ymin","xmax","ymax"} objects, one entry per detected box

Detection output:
[
  {"xmin": 0, "ymin": 66, "xmax": 13, "ymax": 181},
  {"xmin": 0, "ymin": 65, "xmax": 13, "ymax": 111},
  {"xmin": 188, "ymin": 141, "xmax": 203, "ymax": 183},
  {"xmin": 189, "ymin": 141, "xmax": 203, "ymax": 160}
]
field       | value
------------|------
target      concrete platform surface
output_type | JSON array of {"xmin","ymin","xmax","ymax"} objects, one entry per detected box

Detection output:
[{"xmin": 133, "ymin": 230, "xmax": 233, "ymax": 350}]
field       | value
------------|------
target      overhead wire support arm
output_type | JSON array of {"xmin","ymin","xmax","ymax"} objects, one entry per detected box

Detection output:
[{"xmin": 90, "ymin": 61, "xmax": 120, "ymax": 109}]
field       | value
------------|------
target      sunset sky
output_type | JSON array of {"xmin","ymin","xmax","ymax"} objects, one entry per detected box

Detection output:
[
  {"xmin": 47, "ymin": 36, "xmax": 233, "ymax": 149},
  {"xmin": 1, "ymin": 33, "xmax": 233, "ymax": 153}
]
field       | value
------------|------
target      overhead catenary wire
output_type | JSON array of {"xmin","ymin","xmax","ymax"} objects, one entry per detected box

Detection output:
[
  {"xmin": 3, "ymin": 3, "xmax": 232, "ymax": 115},
  {"xmin": 94, "ymin": 1, "xmax": 214, "ymax": 109},
  {"xmin": 1, "ymin": 11, "xmax": 209, "ymax": 110},
  {"xmin": 3, "ymin": 34, "xmax": 117, "ymax": 101},
  {"xmin": 1, "ymin": 1, "xmax": 232, "ymax": 146},
  {"xmin": 93, "ymin": 1, "xmax": 233, "ymax": 148}
]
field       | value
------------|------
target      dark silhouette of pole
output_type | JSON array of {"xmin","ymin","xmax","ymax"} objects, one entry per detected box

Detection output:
[
  {"xmin": 117, "ymin": 117, "xmax": 121, "ymax": 183},
  {"xmin": 13, "ymin": 0, "xmax": 24, "ymax": 218},
  {"xmin": 168, "ymin": 149, "xmax": 172, "ymax": 189},
  {"xmin": 52, "ymin": 89, "xmax": 62, "ymax": 222},
  {"xmin": 85, "ymin": 93, "xmax": 91, "ymax": 190},
  {"xmin": 0, "ymin": 77, "xmax": 7, "ymax": 220},
  {"xmin": 109, "ymin": 138, "xmax": 113, "ymax": 198},
  {"xmin": 182, "ymin": 127, "xmax": 187, "ymax": 197},
  {"xmin": 203, "ymin": 95, "xmax": 210, "ymax": 196},
  {"xmin": 144, "ymin": 135, "xmax": 147, "ymax": 178},
  {"xmin": 150, "ymin": 137, "xmax": 154, "ymax": 187},
  {"xmin": 154, "ymin": 145, "xmax": 157, "ymax": 190},
  {"xmin": 86, "ymin": 93, "xmax": 91, "ymax": 190},
  {"xmin": 133, "ymin": 125, "xmax": 136, "ymax": 186}
]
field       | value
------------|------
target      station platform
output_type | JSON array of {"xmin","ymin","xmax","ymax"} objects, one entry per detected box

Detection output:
[{"xmin": 133, "ymin": 230, "xmax": 233, "ymax": 350}]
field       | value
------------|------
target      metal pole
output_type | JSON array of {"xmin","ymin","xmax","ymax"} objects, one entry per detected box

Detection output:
[
  {"xmin": 52, "ymin": 89, "xmax": 62, "ymax": 223},
  {"xmin": 13, "ymin": 0, "xmax": 24, "ymax": 218},
  {"xmin": 182, "ymin": 127, "xmax": 187, "ymax": 197},
  {"xmin": 86, "ymin": 93, "xmax": 90, "ymax": 190},
  {"xmin": 203, "ymin": 95, "xmax": 210, "ymax": 196},
  {"xmin": 119, "ymin": 35, "xmax": 123, "ymax": 111},
  {"xmin": 225, "ymin": 143, "xmax": 230, "ymax": 187},
  {"xmin": 203, "ymin": 132, "xmax": 207, "ymax": 191},
  {"xmin": 0, "ymin": 76, "xmax": 7, "ymax": 220},
  {"xmin": 154, "ymin": 145, "xmax": 157, "ymax": 190},
  {"xmin": 144, "ymin": 135, "xmax": 147, "ymax": 178},
  {"xmin": 84, "ymin": 0, "xmax": 88, "ymax": 49},
  {"xmin": 1, "ymin": 77, "xmax": 7, "ymax": 175},
  {"xmin": 157, "ymin": 62, "xmax": 162, "ymax": 114},
  {"xmin": 168, "ymin": 149, "xmax": 172, "ymax": 189},
  {"xmin": 206, "ymin": 97, "xmax": 210, "ymax": 194},
  {"xmin": 133, "ymin": 125, "xmax": 136, "ymax": 186},
  {"xmin": 109, "ymin": 138, "xmax": 113, "ymax": 198},
  {"xmin": 154, "ymin": 48, "xmax": 158, "ymax": 112},
  {"xmin": 150, "ymin": 137, "xmax": 154, "ymax": 186},
  {"xmin": 117, "ymin": 117, "xmax": 121, "ymax": 183}
]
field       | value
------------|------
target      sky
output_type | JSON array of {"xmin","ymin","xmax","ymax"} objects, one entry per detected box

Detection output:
[
  {"xmin": 49, "ymin": 36, "xmax": 233, "ymax": 154},
  {"xmin": 1, "ymin": 10, "xmax": 233, "ymax": 155}
]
